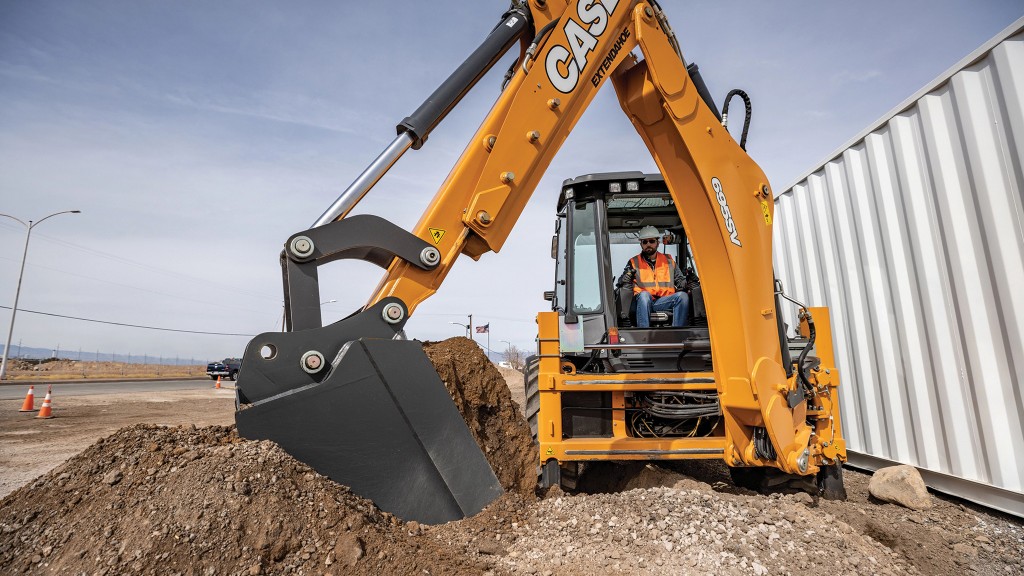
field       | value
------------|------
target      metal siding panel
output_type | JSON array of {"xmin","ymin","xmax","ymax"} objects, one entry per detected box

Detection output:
[
  {"xmin": 917, "ymin": 85, "xmax": 989, "ymax": 483},
  {"xmin": 821, "ymin": 162, "xmax": 869, "ymax": 447},
  {"xmin": 808, "ymin": 168, "xmax": 863, "ymax": 446},
  {"xmin": 783, "ymin": 187, "xmax": 811, "ymax": 305},
  {"xmin": 774, "ymin": 23, "xmax": 1024, "ymax": 510},
  {"xmin": 846, "ymin": 144, "xmax": 900, "ymax": 457},
  {"xmin": 773, "ymin": 193, "xmax": 800, "ymax": 332},
  {"xmin": 887, "ymin": 112, "xmax": 953, "ymax": 472},
  {"xmin": 953, "ymin": 60, "xmax": 1024, "ymax": 489},
  {"xmin": 990, "ymin": 34, "xmax": 1024, "ymax": 492},
  {"xmin": 798, "ymin": 174, "xmax": 825, "ymax": 304},
  {"xmin": 865, "ymin": 130, "xmax": 917, "ymax": 463}
]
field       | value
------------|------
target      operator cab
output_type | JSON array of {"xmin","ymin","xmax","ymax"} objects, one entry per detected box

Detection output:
[{"xmin": 548, "ymin": 172, "xmax": 711, "ymax": 373}]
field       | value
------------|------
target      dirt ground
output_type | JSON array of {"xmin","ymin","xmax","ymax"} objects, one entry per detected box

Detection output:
[
  {"xmin": 0, "ymin": 388, "xmax": 236, "ymax": 499},
  {"xmin": 1, "ymin": 338, "xmax": 1021, "ymax": 575},
  {"xmin": 2, "ymin": 358, "xmax": 205, "ymax": 381}
]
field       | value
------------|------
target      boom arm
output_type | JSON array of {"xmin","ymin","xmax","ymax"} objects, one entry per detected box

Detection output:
[{"xmin": 358, "ymin": 1, "xmax": 806, "ymax": 473}]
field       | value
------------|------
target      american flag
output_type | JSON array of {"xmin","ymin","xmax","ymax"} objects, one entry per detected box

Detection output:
[{"xmin": 475, "ymin": 323, "xmax": 489, "ymax": 334}]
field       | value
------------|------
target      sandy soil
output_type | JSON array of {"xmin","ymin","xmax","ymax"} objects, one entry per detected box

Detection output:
[
  {"xmin": 0, "ymin": 388, "xmax": 236, "ymax": 499},
  {"xmin": 1, "ymin": 340, "xmax": 1021, "ymax": 575}
]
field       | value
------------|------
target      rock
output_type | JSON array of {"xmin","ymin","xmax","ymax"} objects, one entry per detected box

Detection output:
[
  {"xmin": 333, "ymin": 533, "xmax": 364, "ymax": 567},
  {"xmin": 103, "ymin": 470, "xmax": 123, "ymax": 486},
  {"xmin": 952, "ymin": 543, "xmax": 978, "ymax": 559},
  {"xmin": 790, "ymin": 491, "xmax": 813, "ymax": 505},
  {"xmin": 270, "ymin": 540, "xmax": 290, "ymax": 562},
  {"xmin": 868, "ymin": 465, "xmax": 932, "ymax": 510},
  {"xmin": 477, "ymin": 539, "xmax": 505, "ymax": 556}
]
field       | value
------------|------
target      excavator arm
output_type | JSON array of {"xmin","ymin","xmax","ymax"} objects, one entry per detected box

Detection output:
[{"xmin": 235, "ymin": 0, "xmax": 845, "ymax": 524}]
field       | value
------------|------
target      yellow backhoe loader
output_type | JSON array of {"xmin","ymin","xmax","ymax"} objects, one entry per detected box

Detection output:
[{"xmin": 234, "ymin": 0, "xmax": 848, "ymax": 524}]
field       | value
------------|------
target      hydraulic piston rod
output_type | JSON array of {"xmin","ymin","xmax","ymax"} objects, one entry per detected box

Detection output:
[{"xmin": 313, "ymin": 7, "xmax": 528, "ymax": 227}]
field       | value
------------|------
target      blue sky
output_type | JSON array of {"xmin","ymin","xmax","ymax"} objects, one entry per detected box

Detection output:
[{"xmin": 1, "ymin": 1, "xmax": 1021, "ymax": 363}]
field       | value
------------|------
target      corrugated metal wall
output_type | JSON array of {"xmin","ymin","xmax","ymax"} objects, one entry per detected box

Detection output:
[{"xmin": 773, "ymin": 18, "xmax": 1024, "ymax": 516}]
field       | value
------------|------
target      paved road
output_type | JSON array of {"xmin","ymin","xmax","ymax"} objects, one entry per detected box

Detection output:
[{"xmin": 0, "ymin": 379, "xmax": 223, "ymax": 400}]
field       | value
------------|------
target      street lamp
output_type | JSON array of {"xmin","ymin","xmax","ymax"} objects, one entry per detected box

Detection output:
[
  {"xmin": 449, "ymin": 321, "xmax": 470, "ymax": 338},
  {"xmin": 0, "ymin": 210, "xmax": 81, "ymax": 380},
  {"xmin": 320, "ymin": 299, "xmax": 337, "ymax": 305},
  {"xmin": 448, "ymin": 314, "xmax": 473, "ymax": 340},
  {"xmin": 500, "ymin": 339, "xmax": 512, "ymax": 366}
]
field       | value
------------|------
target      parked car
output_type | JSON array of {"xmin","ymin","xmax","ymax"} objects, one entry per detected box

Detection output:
[{"xmin": 206, "ymin": 358, "xmax": 242, "ymax": 381}]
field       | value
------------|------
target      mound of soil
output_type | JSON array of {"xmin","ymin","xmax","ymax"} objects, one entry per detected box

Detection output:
[
  {"xmin": 0, "ymin": 424, "xmax": 484, "ymax": 575},
  {"xmin": 423, "ymin": 337, "xmax": 537, "ymax": 497},
  {"xmin": 0, "ymin": 337, "xmax": 538, "ymax": 575}
]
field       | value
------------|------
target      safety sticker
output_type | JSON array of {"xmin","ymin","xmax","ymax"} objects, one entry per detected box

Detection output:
[
  {"xmin": 760, "ymin": 200, "xmax": 772, "ymax": 226},
  {"xmin": 545, "ymin": 447, "xmax": 554, "ymax": 456},
  {"xmin": 429, "ymin": 228, "xmax": 446, "ymax": 244}
]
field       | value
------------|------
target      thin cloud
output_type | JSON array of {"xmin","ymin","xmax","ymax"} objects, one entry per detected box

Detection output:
[{"xmin": 830, "ymin": 69, "xmax": 883, "ymax": 87}]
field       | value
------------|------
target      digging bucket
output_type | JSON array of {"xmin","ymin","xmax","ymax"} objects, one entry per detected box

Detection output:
[{"xmin": 235, "ymin": 337, "xmax": 503, "ymax": 524}]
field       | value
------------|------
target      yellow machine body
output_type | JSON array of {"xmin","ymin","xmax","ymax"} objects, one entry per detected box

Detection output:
[{"xmin": 236, "ymin": 0, "xmax": 849, "ymax": 523}]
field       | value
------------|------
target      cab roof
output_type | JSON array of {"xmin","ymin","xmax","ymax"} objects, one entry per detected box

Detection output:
[{"xmin": 556, "ymin": 172, "xmax": 668, "ymax": 212}]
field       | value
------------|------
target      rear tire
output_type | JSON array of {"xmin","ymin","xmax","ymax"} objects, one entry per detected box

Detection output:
[
  {"xmin": 523, "ymin": 356, "xmax": 539, "ymax": 439},
  {"xmin": 526, "ymin": 356, "xmax": 579, "ymax": 491},
  {"xmin": 728, "ymin": 466, "xmax": 766, "ymax": 492},
  {"xmin": 229, "ymin": 370, "xmax": 238, "ymax": 381}
]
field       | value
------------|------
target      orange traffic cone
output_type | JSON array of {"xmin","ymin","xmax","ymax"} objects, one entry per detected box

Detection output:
[
  {"xmin": 18, "ymin": 385, "xmax": 35, "ymax": 412},
  {"xmin": 215, "ymin": 376, "xmax": 222, "ymax": 389},
  {"xmin": 36, "ymin": 386, "xmax": 54, "ymax": 419}
]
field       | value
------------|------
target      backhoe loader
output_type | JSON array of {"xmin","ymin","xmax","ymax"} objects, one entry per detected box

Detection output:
[{"xmin": 234, "ymin": 0, "xmax": 848, "ymax": 524}]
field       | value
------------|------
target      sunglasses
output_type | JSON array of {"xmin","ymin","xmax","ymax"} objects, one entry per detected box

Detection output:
[{"xmin": 641, "ymin": 239, "xmax": 658, "ymax": 245}]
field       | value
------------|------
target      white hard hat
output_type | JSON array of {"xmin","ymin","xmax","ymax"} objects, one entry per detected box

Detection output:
[{"xmin": 638, "ymin": 225, "xmax": 661, "ymax": 240}]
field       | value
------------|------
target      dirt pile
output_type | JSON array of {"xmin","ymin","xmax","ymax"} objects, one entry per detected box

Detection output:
[
  {"xmin": 423, "ymin": 337, "xmax": 537, "ymax": 497},
  {"xmin": 0, "ymin": 337, "xmax": 539, "ymax": 575},
  {"xmin": 3, "ymin": 359, "xmax": 203, "ymax": 380},
  {"xmin": 0, "ymin": 424, "xmax": 484, "ymax": 575}
]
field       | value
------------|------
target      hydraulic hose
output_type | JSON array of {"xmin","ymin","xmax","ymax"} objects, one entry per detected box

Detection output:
[
  {"xmin": 722, "ymin": 89, "xmax": 752, "ymax": 150},
  {"xmin": 519, "ymin": 18, "xmax": 558, "ymax": 75},
  {"xmin": 774, "ymin": 281, "xmax": 817, "ymax": 398},
  {"xmin": 796, "ymin": 308, "xmax": 816, "ymax": 395}
]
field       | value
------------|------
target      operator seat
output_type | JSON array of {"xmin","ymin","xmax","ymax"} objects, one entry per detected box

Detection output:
[{"xmin": 615, "ymin": 284, "xmax": 673, "ymax": 327}]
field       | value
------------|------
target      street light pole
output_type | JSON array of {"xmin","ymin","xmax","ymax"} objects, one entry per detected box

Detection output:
[
  {"xmin": 449, "ymin": 321, "xmax": 470, "ymax": 338},
  {"xmin": 0, "ymin": 210, "xmax": 81, "ymax": 380},
  {"xmin": 500, "ymin": 339, "xmax": 515, "ymax": 369}
]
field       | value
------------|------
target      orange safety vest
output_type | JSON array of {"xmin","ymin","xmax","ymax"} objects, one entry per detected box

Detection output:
[{"xmin": 630, "ymin": 253, "xmax": 676, "ymax": 297}]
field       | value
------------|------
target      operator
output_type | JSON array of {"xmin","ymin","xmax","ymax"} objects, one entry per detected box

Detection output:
[{"xmin": 618, "ymin": 225, "xmax": 690, "ymax": 328}]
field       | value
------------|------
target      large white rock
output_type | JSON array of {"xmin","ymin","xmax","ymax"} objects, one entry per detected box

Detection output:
[{"xmin": 868, "ymin": 465, "xmax": 933, "ymax": 510}]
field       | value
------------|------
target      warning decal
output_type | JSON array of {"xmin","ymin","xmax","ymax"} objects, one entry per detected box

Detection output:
[
  {"xmin": 429, "ymin": 228, "xmax": 446, "ymax": 244},
  {"xmin": 760, "ymin": 201, "xmax": 773, "ymax": 226}
]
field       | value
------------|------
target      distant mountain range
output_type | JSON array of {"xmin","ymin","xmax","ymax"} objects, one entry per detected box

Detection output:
[{"xmin": 0, "ymin": 344, "xmax": 211, "ymax": 365}]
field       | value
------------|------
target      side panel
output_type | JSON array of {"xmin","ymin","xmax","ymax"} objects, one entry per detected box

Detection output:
[{"xmin": 774, "ymin": 23, "xmax": 1024, "ymax": 516}]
